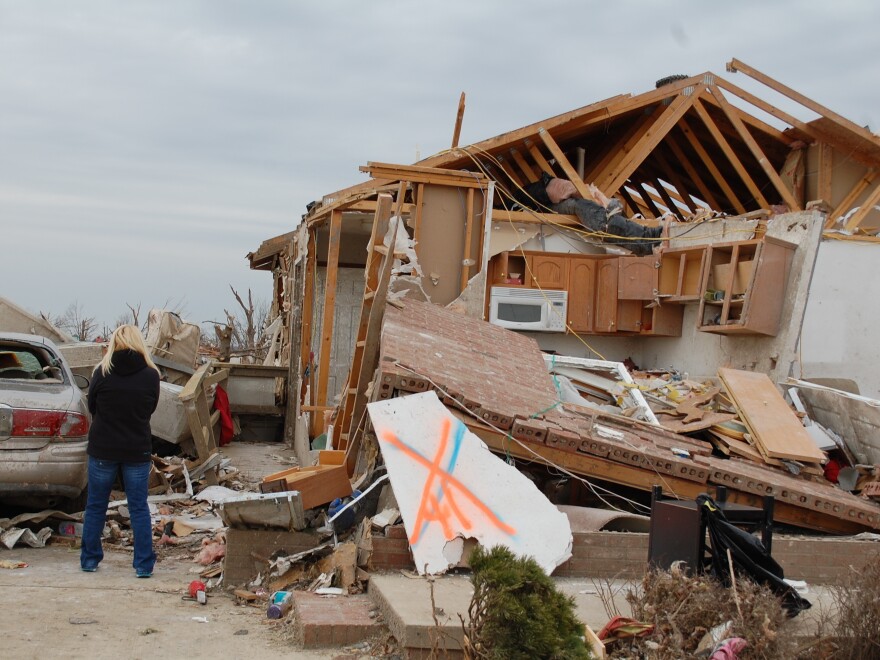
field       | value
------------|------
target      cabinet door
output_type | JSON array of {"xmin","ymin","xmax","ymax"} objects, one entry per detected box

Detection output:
[
  {"xmin": 567, "ymin": 257, "xmax": 597, "ymax": 333},
  {"xmin": 617, "ymin": 300, "xmax": 644, "ymax": 332},
  {"xmin": 618, "ymin": 255, "xmax": 658, "ymax": 300},
  {"xmin": 595, "ymin": 258, "xmax": 619, "ymax": 333},
  {"xmin": 528, "ymin": 255, "xmax": 568, "ymax": 289}
]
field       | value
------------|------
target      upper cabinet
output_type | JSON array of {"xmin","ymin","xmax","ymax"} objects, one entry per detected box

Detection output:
[
  {"xmin": 527, "ymin": 254, "xmax": 568, "ymax": 289},
  {"xmin": 657, "ymin": 247, "xmax": 707, "ymax": 302},
  {"xmin": 697, "ymin": 237, "xmax": 796, "ymax": 336}
]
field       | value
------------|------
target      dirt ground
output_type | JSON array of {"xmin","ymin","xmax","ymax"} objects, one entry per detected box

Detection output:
[{"xmin": 0, "ymin": 543, "xmax": 351, "ymax": 659}]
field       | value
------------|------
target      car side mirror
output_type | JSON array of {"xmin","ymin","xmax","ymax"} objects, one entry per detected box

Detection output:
[{"xmin": 73, "ymin": 374, "xmax": 90, "ymax": 390}]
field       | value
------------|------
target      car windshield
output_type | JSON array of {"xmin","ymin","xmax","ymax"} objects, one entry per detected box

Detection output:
[{"xmin": 0, "ymin": 343, "xmax": 65, "ymax": 383}]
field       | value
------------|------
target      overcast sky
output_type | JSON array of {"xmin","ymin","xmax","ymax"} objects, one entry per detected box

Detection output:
[{"xmin": 1, "ymin": 1, "xmax": 878, "ymax": 333}]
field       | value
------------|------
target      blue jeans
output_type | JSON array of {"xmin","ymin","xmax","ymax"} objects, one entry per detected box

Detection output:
[{"xmin": 80, "ymin": 458, "xmax": 156, "ymax": 574}]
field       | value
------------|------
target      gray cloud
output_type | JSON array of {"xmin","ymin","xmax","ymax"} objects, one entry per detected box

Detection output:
[{"xmin": 1, "ymin": 0, "xmax": 878, "ymax": 327}]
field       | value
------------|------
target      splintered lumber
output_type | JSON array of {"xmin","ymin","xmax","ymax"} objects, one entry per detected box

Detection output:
[
  {"xmin": 657, "ymin": 411, "xmax": 737, "ymax": 434},
  {"xmin": 717, "ymin": 368, "xmax": 826, "ymax": 464}
]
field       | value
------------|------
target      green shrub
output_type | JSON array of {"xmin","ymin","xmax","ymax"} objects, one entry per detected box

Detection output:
[{"xmin": 463, "ymin": 545, "xmax": 593, "ymax": 660}]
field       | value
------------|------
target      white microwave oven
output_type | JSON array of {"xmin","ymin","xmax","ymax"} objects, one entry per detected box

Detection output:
[{"xmin": 489, "ymin": 286, "xmax": 567, "ymax": 332}]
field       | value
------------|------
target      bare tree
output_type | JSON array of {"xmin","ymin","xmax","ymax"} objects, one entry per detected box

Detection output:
[
  {"xmin": 226, "ymin": 286, "xmax": 257, "ymax": 351},
  {"xmin": 55, "ymin": 301, "xmax": 98, "ymax": 341}
]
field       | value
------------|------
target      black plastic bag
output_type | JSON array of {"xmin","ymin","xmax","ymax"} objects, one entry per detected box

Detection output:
[{"xmin": 696, "ymin": 494, "xmax": 811, "ymax": 617}]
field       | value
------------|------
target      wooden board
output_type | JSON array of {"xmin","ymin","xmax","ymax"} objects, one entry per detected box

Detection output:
[
  {"xmin": 718, "ymin": 368, "xmax": 826, "ymax": 463},
  {"xmin": 657, "ymin": 411, "xmax": 736, "ymax": 434}
]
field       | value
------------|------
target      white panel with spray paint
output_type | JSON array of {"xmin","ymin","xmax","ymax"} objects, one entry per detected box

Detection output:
[{"xmin": 367, "ymin": 391, "xmax": 573, "ymax": 575}]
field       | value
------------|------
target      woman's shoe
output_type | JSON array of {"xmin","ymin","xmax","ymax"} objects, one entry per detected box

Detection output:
[{"xmin": 136, "ymin": 570, "xmax": 152, "ymax": 578}]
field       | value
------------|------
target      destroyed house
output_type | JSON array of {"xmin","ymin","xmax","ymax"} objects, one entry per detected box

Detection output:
[{"xmin": 247, "ymin": 59, "xmax": 880, "ymax": 537}]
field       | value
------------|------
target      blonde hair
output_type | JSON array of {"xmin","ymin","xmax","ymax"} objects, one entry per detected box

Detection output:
[{"xmin": 96, "ymin": 325, "xmax": 160, "ymax": 376}]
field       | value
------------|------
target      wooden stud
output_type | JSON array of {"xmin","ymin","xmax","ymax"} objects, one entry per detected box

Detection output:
[
  {"xmin": 831, "ymin": 169, "xmax": 877, "ymax": 227},
  {"xmin": 843, "ymin": 179, "xmax": 880, "ymax": 232},
  {"xmin": 313, "ymin": 210, "xmax": 342, "ymax": 436},
  {"xmin": 451, "ymin": 91, "xmax": 466, "ymax": 149},
  {"xmin": 602, "ymin": 87, "xmax": 703, "ymax": 194},
  {"xmin": 727, "ymin": 58, "xmax": 880, "ymax": 146},
  {"xmin": 413, "ymin": 183, "xmax": 425, "ymax": 244},
  {"xmin": 489, "ymin": 208, "xmax": 580, "ymax": 226},
  {"xmin": 300, "ymin": 233, "xmax": 316, "ymax": 405},
  {"xmin": 692, "ymin": 96, "xmax": 770, "ymax": 209},
  {"xmin": 538, "ymin": 128, "xmax": 592, "ymax": 199},
  {"xmin": 679, "ymin": 117, "xmax": 747, "ymax": 213},
  {"xmin": 708, "ymin": 86, "xmax": 800, "ymax": 210},
  {"xmin": 525, "ymin": 139, "xmax": 555, "ymax": 176},
  {"xmin": 494, "ymin": 154, "xmax": 524, "ymax": 187},
  {"xmin": 818, "ymin": 143, "xmax": 834, "ymax": 225},
  {"xmin": 461, "ymin": 188, "xmax": 476, "ymax": 291}
]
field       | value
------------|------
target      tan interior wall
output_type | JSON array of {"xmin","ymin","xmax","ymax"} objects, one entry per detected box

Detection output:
[{"xmin": 416, "ymin": 184, "xmax": 486, "ymax": 305}]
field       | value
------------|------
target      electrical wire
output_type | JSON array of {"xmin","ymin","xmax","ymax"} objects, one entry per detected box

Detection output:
[{"xmin": 393, "ymin": 362, "xmax": 663, "ymax": 514}]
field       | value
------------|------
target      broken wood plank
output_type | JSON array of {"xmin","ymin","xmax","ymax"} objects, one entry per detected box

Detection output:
[
  {"xmin": 451, "ymin": 91, "xmax": 466, "ymax": 149},
  {"xmin": 830, "ymin": 169, "xmax": 877, "ymax": 227},
  {"xmin": 717, "ymin": 367, "xmax": 826, "ymax": 464},
  {"xmin": 657, "ymin": 412, "xmax": 737, "ymax": 434}
]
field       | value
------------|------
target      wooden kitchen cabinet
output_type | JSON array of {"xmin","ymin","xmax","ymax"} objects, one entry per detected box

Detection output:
[
  {"xmin": 527, "ymin": 254, "xmax": 568, "ymax": 289},
  {"xmin": 594, "ymin": 258, "xmax": 620, "ymax": 333},
  {"xmin": 617, "ymin": 255, "xmax": 658, "ymax": 300},
  {"xmin": 658, "ymin": 247, "xmax": 707, "ymax": 302},
  {"xmin": 566, "ymin": 256, "xmax": 599, "ymax": 333},
  {"xmin": 697, "ymin": 237, "xmax": 795, "ymax": 336}
]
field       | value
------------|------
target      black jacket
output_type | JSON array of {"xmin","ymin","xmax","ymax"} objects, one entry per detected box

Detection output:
[{"xmin": 87, "ymin": 349, "xmax": 160, "ymax": 463}]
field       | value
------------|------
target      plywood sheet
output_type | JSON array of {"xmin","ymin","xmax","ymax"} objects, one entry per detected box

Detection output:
[{"xmin": 718, "ymin": 368, "xmax": 826, "ymax": 463}]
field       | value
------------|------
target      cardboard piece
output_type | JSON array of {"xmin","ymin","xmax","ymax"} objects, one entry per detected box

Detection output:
[{"xmin": 367, "ymin": 391, "xmax": 572, "ymax": 575}]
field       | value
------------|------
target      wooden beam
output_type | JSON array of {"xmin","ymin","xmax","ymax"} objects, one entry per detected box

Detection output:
[
  {"xmin": 524, "ymin": 139, "xmax": 555, "ymax": 176},
  {"xmin": 677, "ymin": 119, "xmax": 746, "ymax": 213},
  {"xmin": 300, "ymin": 233, "xmax": 316, "ymax": 406},
  {"xmin": 663, "ymin": 136, "xmax": 722, "ymax": 210},
  {"xmin": 693, "ymin": 97, "xmax": 770, "ymax": 208},
  {"xmin": 490, "ymin": 209, "xmax": 580, "ymax": 226},
  {"xmin": 359, "ymin": 162, "xmax": 488, "ymax": 188},
  {"xmin": 585, "ymin": 104, "xmax": 666, "ymax": 185},
  {"xmin": 620, "ymin": 187, "xmax": 651, "ymax": 217},
  {"xmin": 700, "ymin": 86, "xmax": 795, "ymax": 145},
  {"xmin": 509, "ymin": 147, "xmax": 538, "ymax": 182},
  {"xmin": 538, "ymin": 128, "xmax": 592, "ymax": 199},
  {"xmin": 345, "ymin": 200, "xmax": 415, "ymax": 214},
  {"xmin": 313, "ymin": 209, "xmax": 342, "ymax": 435},
  {"xmin": 602, "ymin": 87, "xmax": 703, "ymax": 194},
  {"xmin": 817, "ymin": 142, "xmax": 834, "ymax": 213},
  {"xmin": 413, "ymin": 183, "xmax": 425, "ymax": 244},
  {"xmin": 451, "ymin": 91, "xmax": 466, "ymax": 149},
  {"xmin": 708, "ymin": 85, "xmax": 801, "ymax": 210},
  {"xmin": 727, "ymin": 58, "xmax": 880, "ymax": 147},
  {"xmin": 460, "ymin": 188, "xmax": 476, "ymax": 291},
  {"xmin": 494, "ymin": 154, "xmax": 524, "ymax": 187},
  {"xmin": 843, "ymin": 179, "xmax": 880, "ymax": 231},
  {"xmin": 830, "ymin": 169, "xmax": 877, "ymax": 226},
  {"xmin": 714, "ymin": 77, "xmax": 817, "ymax": 141}
]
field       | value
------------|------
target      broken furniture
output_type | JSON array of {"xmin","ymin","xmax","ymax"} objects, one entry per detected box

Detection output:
[
  {"xmin": 647, "ymin": 485, "xmax": 774, "ymax": 573},
  {"xmin": 217, "ymin": 490, "xmax": 306, "ymax": 531},
  {"xmin": 260, "ymin": 449, "xmax": 352, "ymax": 510},
  {"xmin": 179, "ymin": 363, "xmax": 229, "ymax": 485},
  {"xmin": 697, "ymin": 237, "xmax": 795, "ymax": 335}
]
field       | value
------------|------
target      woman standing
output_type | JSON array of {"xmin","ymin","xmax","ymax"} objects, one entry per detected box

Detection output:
[{"xmin": 80, "ymin": 325, "xmax": 160, "ymax": 577}]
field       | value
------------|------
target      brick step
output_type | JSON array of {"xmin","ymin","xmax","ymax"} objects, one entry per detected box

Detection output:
[{"xmin": 291, "ymin": 591, "xmax": 385, "ymax": 648}]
